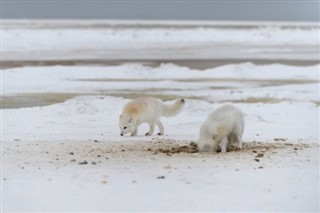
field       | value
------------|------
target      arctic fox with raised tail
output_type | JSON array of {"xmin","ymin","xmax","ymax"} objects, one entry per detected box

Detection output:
[
  {"xmin": 198, "ymin": 104, "xmax": 245, "ymax": 153},
  {"xmin": 119, "ymin": 97, "xmax": 185, "ymax": 136}
]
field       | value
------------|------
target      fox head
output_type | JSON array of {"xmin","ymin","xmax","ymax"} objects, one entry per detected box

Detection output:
[{"xmin": 119, "ymin": 114, "xmax": 136, "ymax": 136}]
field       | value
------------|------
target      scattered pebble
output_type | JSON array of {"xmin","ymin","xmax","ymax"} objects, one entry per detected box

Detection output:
[
  {"xmin": 101, "ymin": 180, "xmax": 107, "ymax": 184},
  {"xmin": 70, "ymin": 159, "xmax": 76, "ymax": 162},
  {"xmin": 94, "ymin": 140, "xmax": 99, "ymax": 143},
  {"xmin": 78, "ymin": 160, "xmax": 88, "ymax": 165},
  {"xmin": 274, "ymin": 138, "xmax": 287, "ymax": 142},
  {"xmin": 69, "ymin": 152, "xmax": 74, "ymax": 155},
  {"xmin": 258, "ymin": 166, "xmax": 264, "ymax": 169},
  {"xmin": 190, "ymin": 142, "xmax": 197, "ymax": 147},
  {"xmin": 163, "ymin": 165, "xmax": 171, "ymax": 170},
  {"xmin": 157, "ymin": 176, "xmax": 165, "ymax": 179},
  {"xmin": 255, "ymin": 153, "xmax": 264, "ymax": 158},
  {"xmin": 254, "ymin": 159, "xmax": 260, "ymax": 162},
  {"xmin": 91, "ymin": 161, "xmax": 97, "ymax": 165}
]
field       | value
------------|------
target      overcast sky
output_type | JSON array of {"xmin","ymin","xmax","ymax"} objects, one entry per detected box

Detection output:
[{"xmin": 2, "ymin": 1, "xmax": 319, "ymax": 22}]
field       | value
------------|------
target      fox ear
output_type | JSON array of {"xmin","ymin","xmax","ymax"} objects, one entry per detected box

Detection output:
[{"xmin": 128, "ymin": 117, "xmax": 133, "ymax": 123}]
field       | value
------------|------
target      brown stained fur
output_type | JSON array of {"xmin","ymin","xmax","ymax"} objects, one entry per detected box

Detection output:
[
  {"xmin": 124, "ymin": 101, "xmax": 147, "ymax": 116},
  {"xmin": 216, "ymin": 125, "xmax": 226, "ymax": 139}
]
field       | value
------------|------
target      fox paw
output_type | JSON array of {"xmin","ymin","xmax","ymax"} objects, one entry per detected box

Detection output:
[
  {"xmin": 145, "ymin": 132, "xmax": 151, "ymax": 136},
  {"xmin": 157, "ymin": 132, "xmax": 163, "ymax": 136}
]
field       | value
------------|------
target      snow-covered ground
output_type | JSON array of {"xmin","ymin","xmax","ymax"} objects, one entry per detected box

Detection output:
[{"xmin": 1, "ymin": 20, "xmax": 320, "ymax": 212}]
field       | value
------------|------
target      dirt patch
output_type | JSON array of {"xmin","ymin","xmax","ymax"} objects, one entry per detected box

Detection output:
[
  {"xmin": 153, "ymin": 142, "xmax": 199, "ymax": 154},
  {"xmin": 3, "ymin": 139, "xmax": 314, "ymax": 168},
  {"xmin": 145, "ymin": 140, "xmax": 311, "ymax": 155}
]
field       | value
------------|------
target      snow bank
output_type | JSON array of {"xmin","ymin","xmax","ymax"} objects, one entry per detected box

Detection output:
[{"xmin": 2, "ymin": 63, "xmax": 319, "ymax": 143}]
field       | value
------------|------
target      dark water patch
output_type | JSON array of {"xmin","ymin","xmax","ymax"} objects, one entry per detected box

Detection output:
[
  {"xmin": 79, "ymin": 77, "xmax": 317, "ymax": 86},
  {"xmin": 1, "ymin": 93, "xmax": 78, "ymax": 109},
  {"xmin": 313, "ymin": 101, "xmax": 320, "ymax": 106},
  {"xmin": 2, "ymin": 59, "xmax": 319, "ymax": 70},
  {"xmin": 104, "ymin": 92, "xmax": 204, "ymax": 102},
  {"xmin": 224, "ymin": 97, "xmax": 284, "ymax": 104},
  {"xmin": 3, "ymin": 20, "xmax": 319, "ymax": 30}
]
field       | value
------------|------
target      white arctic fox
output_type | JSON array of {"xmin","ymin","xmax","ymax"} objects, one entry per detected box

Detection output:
[
  {"xmin": 119, "ymin": 97, "xmax": 185, "ymax": 136},
  {"xmin": 198, "ymin": 104, "xmax": 245, "ymax": 153}
]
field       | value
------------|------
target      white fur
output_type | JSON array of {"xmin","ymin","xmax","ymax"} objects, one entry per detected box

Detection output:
[
  {"xmin": 119, "ymin": 97, "xmax": 185, "ymax": 136},
  {"xmin": 198, "ymin": 104, "xmax": 245, "ymax": 153}
]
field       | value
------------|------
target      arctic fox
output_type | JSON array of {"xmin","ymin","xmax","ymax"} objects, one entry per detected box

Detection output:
[
  {"xmin": 198, "ymin": 104, "xmax": 245, "ymax": 153},
  {"xmin": 119, "ymin": 97, "xmax": 185, "ymax": 136}
]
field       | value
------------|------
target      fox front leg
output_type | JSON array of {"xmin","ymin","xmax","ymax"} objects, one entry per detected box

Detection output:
[
  {"xmin": 219, "ymin": 136, "xmax": 229, "ymax": 153},
  {"xmin": 131, "ymin": 128, "xmax": 137, "ymax": 137}
]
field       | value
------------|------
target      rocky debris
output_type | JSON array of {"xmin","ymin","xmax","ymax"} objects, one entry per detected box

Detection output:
[
  {"xmin": 151, "ymin": 142, "xmax": 198, "ymax": 154},
  {"xmin": 255, "ymin": 153, "xmax": 264, "ymax": 158},
  {"xmin": 78, "ymin": 160, "xmax": 88, "ymax": 165},
  {"xmin": 274, "ymin": 138, "xmax": 288, "ymax": 142}
]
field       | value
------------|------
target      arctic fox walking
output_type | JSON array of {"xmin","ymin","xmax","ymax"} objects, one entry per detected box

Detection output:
[
  {"xmin": 198, "ymin": 104, "xmax": 245, "ymax": 153},
  {"xmin": 119, "ymin": 97, "xmax": 185, "ymax": 136}
]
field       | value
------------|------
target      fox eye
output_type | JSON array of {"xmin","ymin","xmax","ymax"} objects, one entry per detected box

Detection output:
[{"xmin": 124, "ymin": 126, "xmax": 127, "ymax": 129}]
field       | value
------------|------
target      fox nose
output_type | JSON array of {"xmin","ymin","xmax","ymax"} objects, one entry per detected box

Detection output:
[{"xmin": 120, "ymin": 133, "xmax": 123, "ymax": 136}]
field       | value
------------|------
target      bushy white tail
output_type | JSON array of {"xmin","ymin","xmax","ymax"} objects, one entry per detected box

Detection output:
[{"xmin": 161, "ymin": 98, "xmax": 185, "ymax": 117}]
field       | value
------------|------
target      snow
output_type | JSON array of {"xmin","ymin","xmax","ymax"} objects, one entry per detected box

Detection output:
[
  {"xmin": 2, "ymin": 20, "xmax": 319, "ymax": 60},
  {"xmin": 1, "ymin": 20, "xmax": 320, "ymax": 212}
]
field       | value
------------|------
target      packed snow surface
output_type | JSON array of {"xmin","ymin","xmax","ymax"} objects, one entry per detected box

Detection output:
[{"xmin": 2, "ymin": 62, "xmax": 319, "ymax": 212}]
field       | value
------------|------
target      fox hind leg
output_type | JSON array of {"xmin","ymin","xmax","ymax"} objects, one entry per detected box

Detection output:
[
  {"xmin": 145, "ymin": 122, "xmax": 155, "ymax": 136},
  {"xmin": 156, "ymin": 120, "xmax": 164, "ymax": 135}
]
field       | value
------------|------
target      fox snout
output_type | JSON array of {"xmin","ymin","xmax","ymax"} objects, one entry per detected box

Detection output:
[{"xmin": 120, "ymin": 133, "xmax": 123, "ymax": 136}]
